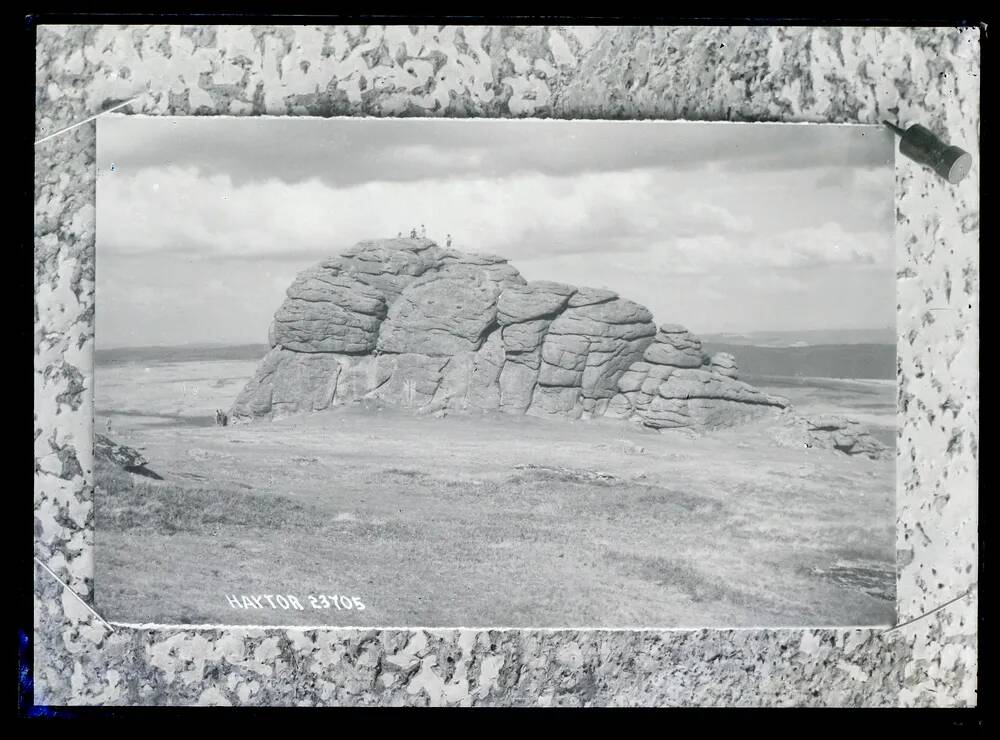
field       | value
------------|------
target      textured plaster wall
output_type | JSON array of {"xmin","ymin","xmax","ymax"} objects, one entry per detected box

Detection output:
[{"xmin": 33, "ymin": 24, "xmax": 979, "ymax": 707}]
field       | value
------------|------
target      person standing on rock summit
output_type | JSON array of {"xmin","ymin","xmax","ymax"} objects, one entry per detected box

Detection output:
[
  {"xmin": 420, "ymin": 224, "xmax": 426, "ymax": 238},
  {"xmin": 446, "ymin": 234, "xmax": 452, "ymax": 247},
  {"xmin": 410, "ymin": 228, "xmax": 417, "ymax": 238}
]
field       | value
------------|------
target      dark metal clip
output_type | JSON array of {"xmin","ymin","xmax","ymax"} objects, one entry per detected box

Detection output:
[{"xmin": 884, "ymin": 121, "xmax": 972, "ymax": 184}]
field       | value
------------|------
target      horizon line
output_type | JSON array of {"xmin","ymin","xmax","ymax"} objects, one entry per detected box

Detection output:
[{"xmin": 94, "ymin": 327, "xmax": 898, "ymax": 353}]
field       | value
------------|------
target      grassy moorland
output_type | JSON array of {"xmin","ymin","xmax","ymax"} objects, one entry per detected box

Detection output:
[{"xmin": 94, "ymin": 355, "xmax": 895, "ymax": 628}]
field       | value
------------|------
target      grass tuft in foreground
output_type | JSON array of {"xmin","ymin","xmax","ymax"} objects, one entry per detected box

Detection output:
[{"xmin": 95, "ymin": 458, "xmax": 315, "ymax": 536}]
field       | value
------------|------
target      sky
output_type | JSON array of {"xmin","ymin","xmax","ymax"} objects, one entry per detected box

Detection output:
[{"xmin": 96, "ymin": 116, "xmax": 895, "ymax": 349}]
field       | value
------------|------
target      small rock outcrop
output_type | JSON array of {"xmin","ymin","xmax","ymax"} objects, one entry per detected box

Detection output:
[
  {"xmin": 94, "ymin": 434, "xmax": 163, "ymax": 478},
  {"xmin": 603, "ymin": 326, "xmax": 786, "ymax": 429},
  {"xmin": 804, "ymin": 415, "xmax": 887, "ymax": 459},
  {"xmin": 767, "ymin": 413, "xmax": 888, "ymax": 460},
  {"xmin": 230, "ymin": 238, "xmax": 788, "ymax": 430}
]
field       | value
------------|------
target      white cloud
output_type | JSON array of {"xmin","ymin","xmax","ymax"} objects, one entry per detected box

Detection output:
[
  {"xmin": 98, "ymin": 164, "xmax": 814, "ymax": 266},
  {"xmin": 95, "ymin": 144, "xmax": 895, "ymax": 346},
  {"xmin": 602, "ymin": 222, "xmax": 890, "ymax": 277}
]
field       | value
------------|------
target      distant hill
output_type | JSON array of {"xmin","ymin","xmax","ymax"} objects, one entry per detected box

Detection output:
[
  {"xmin": 700, "ymin": 328, "xmax": 895, "ymax": 348},
  {"xmin": 702, "ymin": 342, "xmax": 895, "ymax": 380},
  {"xmin": 96, "ymin": 343, "xmax": 270, "ymax": 365}
]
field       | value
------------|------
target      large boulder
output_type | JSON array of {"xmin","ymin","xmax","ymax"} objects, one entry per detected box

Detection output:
[
  {"xmin": 230, "ymin": 347, "xmax": 348, "ymax": 420},
  {"xmin": 271, "ymin": 270, "xmax": 387, "ymax": 353},
  {"xmin": 710, "ymin": 351, "xmax": 739, "ymax": 379},
  {"xmin": 501, "ymin": 319, "xmax": 550, "ymax": 356},
  {"xmin": 377, "ymin": 275, "xmax": 502, "ymax": 355},
  {"xmin": 497, "ymin": 281, "xmax": 577, "ymax": 324},
  {"xmin": 230, "ymin": 238, "xmax": 788, "ymax": 431},
  {"xmin": 539, "ymin": 298, "xmax": 656, "ymax": 407},
  {"xmin": 333, "ymin": 238, "xmax": 447, "ymax": 300},
  {"xmin": 641, "ymin": 324, "xmax": 705, "ymax": 368},
  {"xmin": 436, "ymin": 251, "xmax": 526, "ymax": 291}
]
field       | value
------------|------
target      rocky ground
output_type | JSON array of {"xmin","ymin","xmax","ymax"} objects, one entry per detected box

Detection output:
[{"xmin": 95, "ymin": 358, "xmax": 896, "ymax": 628}]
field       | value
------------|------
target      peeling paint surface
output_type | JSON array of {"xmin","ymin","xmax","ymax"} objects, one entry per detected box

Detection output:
[{"xmin": 34, "ymin": 25, "xmax": 978, "ymax": 706}]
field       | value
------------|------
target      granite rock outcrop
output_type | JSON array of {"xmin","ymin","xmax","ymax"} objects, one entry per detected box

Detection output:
[{"xmin": 231, "ymin": 238, "xmax": 788, "ymax": 430}]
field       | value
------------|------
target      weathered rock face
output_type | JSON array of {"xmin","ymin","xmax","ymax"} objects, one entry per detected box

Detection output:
[
  {"xmin": 603, "ymin": 324, "xmax": 788, "ymax": 430},
  {"xmin": 641, "ymin": 324, "xmax": 704, "ymax": 368},
  {"xmin": 271, "ymin": 268, "xmax": 388, "ymax": 353},
  {"xmin": 230, "ymin": 238, "xmax": 787, "ymax": 429},
  {"xmin": 710, "ymin": 351, "xmax": 739, "ymax": 379},
  {"xmin": 377, "ymin": 275, "xmax": 501, "ymax": 355}
]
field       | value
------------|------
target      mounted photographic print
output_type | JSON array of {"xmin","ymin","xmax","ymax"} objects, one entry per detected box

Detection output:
[{"xmin": 94, "ymin": 116, "xmax": 896, "ymax": 629}]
